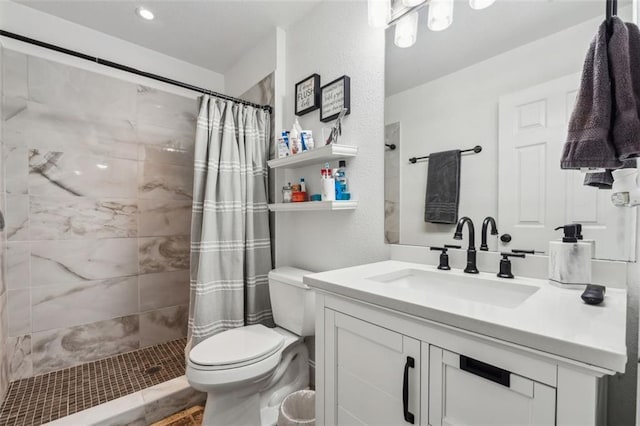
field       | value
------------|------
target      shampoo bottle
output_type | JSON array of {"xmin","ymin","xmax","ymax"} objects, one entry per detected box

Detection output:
[{"xmin": 548, "ymin": 224, "xmax": 592, "ymax": 287}]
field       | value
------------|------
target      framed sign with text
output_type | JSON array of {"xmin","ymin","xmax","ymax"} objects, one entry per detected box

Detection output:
[
  {"xmin": 295, "ymin": 74, "xmax": 321, "ymax": 116},
  {"xmin": 320, "ymin": 75, "xmax": 351, "ymax": 122}
]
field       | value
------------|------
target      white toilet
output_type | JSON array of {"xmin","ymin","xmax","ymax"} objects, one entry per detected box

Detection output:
[{"xmin": 186, "ymin": 267, "xmax": 315, "ymax": 426}]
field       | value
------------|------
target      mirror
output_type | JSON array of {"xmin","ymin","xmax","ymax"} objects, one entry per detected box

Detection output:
[{"xmin": 384, "ymin": 0, "xmax": 637, "ymax": 261}]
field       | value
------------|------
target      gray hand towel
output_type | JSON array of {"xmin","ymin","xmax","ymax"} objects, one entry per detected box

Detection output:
[
  {"xmin": 611, "ymin": 19, "xmax": 640, "ymax": 160},
  {"xmin": 584, "ymin": 159, "xmax": 638, "ymax": 188},
  {"xmin": 562, "ymin": 20, "xmax": 621, "ymax": 170},
  {"xmin": 424, "ymin": 150, "xmax": 461, "ymax": 225}
]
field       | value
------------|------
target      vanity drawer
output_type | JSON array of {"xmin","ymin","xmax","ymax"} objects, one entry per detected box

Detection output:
[{"xmin": 428, "ymin": 345, "xmax": 556, "ymax": 426}]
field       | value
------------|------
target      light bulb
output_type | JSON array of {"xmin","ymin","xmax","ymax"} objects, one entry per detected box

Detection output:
[
  {"xmin": 368, "ymin": 0, "xmax": 390, "ymax": 29},
  {"xmin": 402, "ymin": 0, "xmax": 425, "ymax": 7},
  {"xmin": 469, "ymin": 0, "xmax": 495, "ymax": 10},
  {"xmin": 135, "ymin": 7, "xmax": 155, "ymax": 20},
  {"xmin": 428, "ymin": 0, "xmax": 454, "ymax": 31},
  {"xmin": 394, "ymin": 11, "xmax": 419, "ymax": 48}
]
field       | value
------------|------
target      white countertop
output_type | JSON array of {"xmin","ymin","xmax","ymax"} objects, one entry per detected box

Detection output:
[{"xmin": 304, "ymin": 260, "xmax": 627, "ymax": 373}]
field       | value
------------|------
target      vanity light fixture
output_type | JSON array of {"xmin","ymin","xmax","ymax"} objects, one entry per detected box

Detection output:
[
  {"xmin": 368, "ymin": 0, "xmax": 390, "ymax": 28},
  {"xmin": 375, "ymin": 0, "xmax": 495, "ymax": 46},
  {"xmin": 428, "ymin": 0, "xmax": 455, "ymax": 31},
  {"xmin": 395, "ymin": 11, "xmax": 419, "ymax": 47},
  {"xmin": 135, "ymin": 6, "xmax": 155, "ymax": 21},
  {"xmin": 469, "ymin": 0, "xmax": 496, "ymax": 9}
]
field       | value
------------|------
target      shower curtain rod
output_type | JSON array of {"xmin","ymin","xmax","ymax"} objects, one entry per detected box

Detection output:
[{"xmin": 0, "ymin": 30, "xmax": 273, "ymax": 113}]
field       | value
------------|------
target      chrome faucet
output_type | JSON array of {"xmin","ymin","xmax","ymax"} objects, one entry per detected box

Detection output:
[
  {"xmin": 453, "ymin": 216, "xmax": 479, "ymax": 274},
  {"xmin": 480, "ymin": 216, "xmax": 498, "ymax": 251}
]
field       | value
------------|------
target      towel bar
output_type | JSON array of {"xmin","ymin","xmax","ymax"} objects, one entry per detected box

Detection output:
[{"xmin": 409, "ymin": 145, "xmax": 482, "ymax": 164}]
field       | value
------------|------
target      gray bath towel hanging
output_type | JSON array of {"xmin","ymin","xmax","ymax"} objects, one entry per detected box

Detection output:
[
  {"xmin": 611, "ymin": 19, "xmax": 640, "ymax": 160},
  {"xmin": 561, "ymin": 20, "xmax": 621, "ymax": 170},
  {"xmin": 424, "ymin": 150, "xmax": 461, "ymax": 224},
  {"xmin": 564, "ymin": 17, "xmax": 640, "ymax": 187}
]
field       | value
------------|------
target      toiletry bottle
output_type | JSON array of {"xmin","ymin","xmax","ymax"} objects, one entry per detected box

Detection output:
[
  {"xmin": 321, "ymin": 163, "xmax": 335, "ymax": 201},
  {"xmin": 282, "ymin": 183, "xmax": 292, "ymax": 203},
  {"xmin": 334, "ymin": 160, "xmax": 349, "ymax": 200},
  {"xmin": 277, "ymin": 137, "xmax": 290, "ymax": 158},
  {"xmin": 300, "ymin": 178, "xmax": 306, "ymax": 193},
  {"xmin": 548, "ymin": 224, "xmax": 592, "ymax": 288},
  {"xmin": 301, "ymin": 131, "xmax": 314, "ymax": 150},
  {"xmin": 290, "ymin": 119, "xmax": 303, "ymax": 154}
]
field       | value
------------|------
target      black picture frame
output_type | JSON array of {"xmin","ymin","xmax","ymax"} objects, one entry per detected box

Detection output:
[
  {"xmin": 320, "ymin": 75, "xmax": 351, "ymax": 122},
  {"xmin": 295, "ymin": 73, "xmax": 321, "ymax": 116}
]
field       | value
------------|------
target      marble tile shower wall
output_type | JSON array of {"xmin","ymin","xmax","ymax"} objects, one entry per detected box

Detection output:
[
  {"xmin": 384, "ymin": 122, "xmax": 400, "ymax": 244},
  {"xmin": 0, "ymin": 44, "xmax": 10, "ymax": 404},
  {"xmin": 2, "ymin": 50, "xmax": 197, "ymax": 380}
]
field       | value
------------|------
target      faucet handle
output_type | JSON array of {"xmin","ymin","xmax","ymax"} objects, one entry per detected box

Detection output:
[
  {"xmin": 497, "ymin": 252, "xmax": 525, "ymax": 279},
  {"xmin": 444, "ymin": 244, "xmax": 462, "ymax": 249},
  {"xmin": 512, "ymin": 249, "xmax": 544, "ymax": 255},
  {"xmin": 502, "ymin": 252, "xmax": 526, "ymax": 259},
  {"xmin": 430, "ymin": 247, "xmax": 452, "ymax": 270},
  {"xmin": 511, "ymin": 249, "xmax": 534, "ymax": 254}
]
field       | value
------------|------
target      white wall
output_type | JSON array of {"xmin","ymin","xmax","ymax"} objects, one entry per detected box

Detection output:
[
  {"xmin": 0, "ymin": 1, "xmax": 224, "ymax": 99},
  {"xmin": 385, "ymin": 11, "xmax": 630, "ymax": 249},
  {"xmin": 275, "ymin": 1, "xmax": 389, "ymax": 272},
  {"xmin": 225, "ymin": 28, "xmax": 279, "ymax": 98},
  {"xmin": 225, "ymin": 27, "xmax": 287, "ymax": 141}
]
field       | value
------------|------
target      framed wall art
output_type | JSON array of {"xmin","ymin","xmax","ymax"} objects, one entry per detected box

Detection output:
[
  {"xmin": 320, "ymin": 75, "xmax": 351, "ymax": 122},
  {"xmin": 295, "ymin": 73, "xmax": 321, "ymax": 116}
]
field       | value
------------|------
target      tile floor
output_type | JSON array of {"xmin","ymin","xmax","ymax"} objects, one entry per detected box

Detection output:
[{"xmin": 0, "ymin": 338, "xmax": 187, "ymax": 426}]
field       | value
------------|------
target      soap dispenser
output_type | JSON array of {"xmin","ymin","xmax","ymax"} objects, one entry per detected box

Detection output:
[{"xmin": 548, "ymin": 224, "xmax": 592, "ymax": 287}]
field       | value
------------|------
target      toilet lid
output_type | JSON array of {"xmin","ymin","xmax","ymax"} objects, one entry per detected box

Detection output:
[{"xmin": 189, "ymin": 324, "xmax": 284, "ymax": 367}]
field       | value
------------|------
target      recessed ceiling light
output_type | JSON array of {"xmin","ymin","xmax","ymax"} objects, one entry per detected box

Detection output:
[{"xmin": 136, "ymin": 6, "xmax": 155, "ymax": 21}]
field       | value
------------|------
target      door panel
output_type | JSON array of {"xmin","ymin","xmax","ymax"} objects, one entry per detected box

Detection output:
[
  {"xmin": 325, "ymin": 310, "xmax": 421, "ymax": 426},
  {"xmin": 498, "ymin": 73, "xmax": 636, "ymax": 260}
]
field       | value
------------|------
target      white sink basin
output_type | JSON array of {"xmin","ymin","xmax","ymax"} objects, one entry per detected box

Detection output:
[{"xmin": 368, "ymin": 269, "xmax": 539, "ymax": 309}]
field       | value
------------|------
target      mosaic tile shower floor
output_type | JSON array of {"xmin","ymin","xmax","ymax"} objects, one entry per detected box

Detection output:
[{"xmin": 0, "ymin": 338, "xmax": 187, "ymax": 426}]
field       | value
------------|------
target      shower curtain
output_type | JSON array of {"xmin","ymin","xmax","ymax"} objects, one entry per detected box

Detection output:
[{"xmin": 187, "ymin": 95, "xmax": 274, "ymax": 350}]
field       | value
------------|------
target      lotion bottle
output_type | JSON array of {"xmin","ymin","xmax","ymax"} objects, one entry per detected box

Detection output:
[{"xmin": 548, "ymin": 224, "xmax": 592, "ymax": 287}]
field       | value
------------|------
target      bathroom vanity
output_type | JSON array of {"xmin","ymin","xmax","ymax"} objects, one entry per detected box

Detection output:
[{"xmin": 305, "ymin": 261, "xmax": 627, "ymax": 426}]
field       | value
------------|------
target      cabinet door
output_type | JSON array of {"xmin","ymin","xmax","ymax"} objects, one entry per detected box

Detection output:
[
  {"xmin": 429, "ymin": 346, "xmax": 555, "ymax": 426},
  {"xmin": 324, "ymin": 309, "xmax": 421, "ymax": 426}
]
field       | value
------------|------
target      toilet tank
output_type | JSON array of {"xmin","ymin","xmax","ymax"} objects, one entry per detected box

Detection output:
[{"xmin": 268, "ymin": 267, "xmax": 315, "ymax": 336}]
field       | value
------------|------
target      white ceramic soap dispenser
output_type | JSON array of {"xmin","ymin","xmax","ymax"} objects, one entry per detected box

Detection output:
[{"xmin": 548, "ymin": 224, "xmax": 592, "ymax": 288}]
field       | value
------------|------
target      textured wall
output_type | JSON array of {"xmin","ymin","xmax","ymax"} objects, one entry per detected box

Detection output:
[
  {"xmin": 276, "ymin": 1, "xmax": 389, "ymax": 272},
  {"xmin": 2, "ymin": 50, "xmax": 196, "ymax": 379}
]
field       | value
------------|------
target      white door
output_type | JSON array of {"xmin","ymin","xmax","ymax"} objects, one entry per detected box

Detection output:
[
  {"xmin": 324, "ymin": 310, "xmax": 421, "ymax": 426},
  {"xmin": 428, "ymin": 346, "xmax": 555, "ymax": 426},
  {"xmin": 498, "ymin": 73, "xmax": 636, "ymax": 260}
]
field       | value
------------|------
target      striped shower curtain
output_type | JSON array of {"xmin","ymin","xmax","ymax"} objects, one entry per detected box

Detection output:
[{"xmin": 187, "ymin": 95, "xmax": 274, "ymax": 350}]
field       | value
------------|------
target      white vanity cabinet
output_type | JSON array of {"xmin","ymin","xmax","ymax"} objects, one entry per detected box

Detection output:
[
  {"xmin": 323, "ymin": 310, "xmax": 421, "ymax": 425},
  {"xmin": 428, "ymin": 346, "xmax": 556, "ymax": 426},
  {"xmin": 315, "ymin": 293, "xmax": 609, "ymax": 426}
]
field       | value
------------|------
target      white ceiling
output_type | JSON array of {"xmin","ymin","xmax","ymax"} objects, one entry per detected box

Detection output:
[
  {"xmin": 16, "ymin": 0, "xmax": 322, "ymax": 74},
  {"xmin": 385, "ymin": 1, "xmax": 631, "ymax": 96}
]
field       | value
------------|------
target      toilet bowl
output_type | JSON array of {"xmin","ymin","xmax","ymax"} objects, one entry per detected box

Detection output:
[{"xmin": 186, "ymin": 267, "xmax": 315, "ymax": 426}]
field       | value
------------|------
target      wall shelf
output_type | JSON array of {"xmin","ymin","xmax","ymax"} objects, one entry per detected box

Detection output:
[
  {"xmin": 267, "ymin": 144, "xmax": 358, "ymax": 169},
  {"xmin": 268, "ymin": 201, "xmax": 358, "ymax": 212}
]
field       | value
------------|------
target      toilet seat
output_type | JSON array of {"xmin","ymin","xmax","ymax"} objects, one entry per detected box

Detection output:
[{"xmin": 189, "ymin": 324, "xmax": 285, "ymax": 370}]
